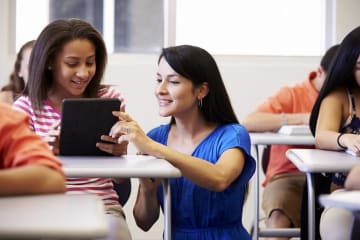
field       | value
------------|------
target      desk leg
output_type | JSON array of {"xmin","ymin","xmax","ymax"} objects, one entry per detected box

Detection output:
[
  {"xmin": 253, "ymin": 144, "xmax": 260, "ymax": 240},
  {"xmin": 162, "ymin": 179, "xmax": 171, "ymax": 240},
  {"xmin": 351, "ymin": 211, "xmax": 360, "ymax": 240},
  {"xmin": 306, "ymin": 173, "xmax": 315, "ymax": 240}
]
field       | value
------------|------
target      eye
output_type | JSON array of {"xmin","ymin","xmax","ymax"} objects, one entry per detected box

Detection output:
[
  {"xmin": 156, "ymin": 78, "xmax": 162, "ymax": 83},
  {"xmin": 86, "ymin": 57, "xmax": 96, "ymax": 66},
  {"xmin": 169, "ymin": 80, "xmax": 180, "ymax": 84},
  {"xmin": 66, "ymin": 62, "xmax": 78, "ymax": 67},
  {"xmin": 86, "ymin": 61, "xmax": 95, "ymax": 67}
]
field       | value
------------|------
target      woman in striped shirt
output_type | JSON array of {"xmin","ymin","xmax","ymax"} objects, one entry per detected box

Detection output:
[{"xmin": 13, "ymin": 18, "xmax": 131, "ymax": 240}]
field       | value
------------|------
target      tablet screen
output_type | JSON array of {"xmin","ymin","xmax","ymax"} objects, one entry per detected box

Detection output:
[{"xmin": 59, "ymin": 98, "xmax": 121, "ymax": 156}]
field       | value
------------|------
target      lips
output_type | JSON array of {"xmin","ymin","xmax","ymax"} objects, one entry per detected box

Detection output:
[
  {"xmin": 72, "ymin": 79, "xmax": 87, "ymax": 84},
  {"xmin": 71, "ymin": 79, "xmax": 88, "ymax": 88},
  {"xmin": 158, "ymin": 99, "xmax": 172, "ymax": 106}
]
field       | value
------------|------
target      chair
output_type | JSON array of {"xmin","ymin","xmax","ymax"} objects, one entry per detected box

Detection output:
[
  {"xmin": 112, "ymin": 179, "xmax": 132, "ymax": 206},
  {"xmin": 254, "ymin": 145, "xmax": 300, "ymax": 239}
]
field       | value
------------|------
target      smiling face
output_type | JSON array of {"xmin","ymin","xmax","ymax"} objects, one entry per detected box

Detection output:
[
  {"xmin": 50, "ymin": 39, "xmax": 96, "ymax": 99},
  {"xmin": 155, "ymin": 57, "xmax": 202, "ymax": 118}
]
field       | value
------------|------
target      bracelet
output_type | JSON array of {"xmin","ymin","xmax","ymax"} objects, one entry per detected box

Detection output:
[
  {"xmin": 337, "ymin": 132, "xmax": 347, "ymax": 149},
  {"xmin": 281, "ymin": 113, "xmax": 287, "ymax": 126}
]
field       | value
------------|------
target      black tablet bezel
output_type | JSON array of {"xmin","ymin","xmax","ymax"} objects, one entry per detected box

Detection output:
[{"xmin": 59, "ymin": 98, "xmax": 121, "ymax": 156}]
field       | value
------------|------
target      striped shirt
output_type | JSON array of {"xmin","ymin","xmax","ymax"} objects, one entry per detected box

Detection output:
[{"xmin": 13, "ymin": 86, "xmax": 125, "ymax": 209}]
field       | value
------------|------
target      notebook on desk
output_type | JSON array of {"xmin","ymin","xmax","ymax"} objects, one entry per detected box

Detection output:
[
  {"xmin": 59, "ymin": 98, "xmax": 121, "ymax": 156},
  {"xmin": 278, "ymin": 125, "xmax": 312, "ymax": 136}
]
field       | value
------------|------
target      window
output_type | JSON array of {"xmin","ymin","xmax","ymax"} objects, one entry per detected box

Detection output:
[
  {"xmin": 176, "ymin": 0, "xmax": 328, "ymax": 56},
  {"xmin": 16, "ymin": 0, "xmax": 329, "ymax": 56},
  {"xmin": 16, "ymin": 0, "xmax": 163, "ymax": 54}
]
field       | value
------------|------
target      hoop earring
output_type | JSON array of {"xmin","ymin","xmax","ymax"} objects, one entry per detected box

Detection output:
[{"xmin": 198, "ymin": 98, "xmax": 203, "ymax": 109}]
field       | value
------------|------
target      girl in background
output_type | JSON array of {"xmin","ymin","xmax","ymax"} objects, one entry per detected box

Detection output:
[
  {"xmin": 13, "ymin": 18, "xmax": 131, "ymax": 240},
  {"xmin": 310, "ymin": 25, "xmax": 360, "ymax": 240},
  {"xmin": 0, "ymin": 40, "xmax": 35, "ymax": 104}
]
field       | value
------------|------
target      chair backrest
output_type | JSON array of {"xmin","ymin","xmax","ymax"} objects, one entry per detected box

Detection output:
[
  {"xmin": 112, "ymin": 179, "xmax": 131, "ymax": 206},
  {"xmin": 261, "ymin": 145, "xmax": 271, "ymax": 174}
]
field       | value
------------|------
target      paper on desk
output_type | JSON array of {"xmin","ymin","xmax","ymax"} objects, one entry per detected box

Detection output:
[{"xmin": 278, "ymin": 125, "xmax": 312, "ymax": 136}]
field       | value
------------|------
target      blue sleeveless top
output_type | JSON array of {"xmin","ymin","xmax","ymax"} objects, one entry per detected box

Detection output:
[{"xmin": 333, "ymin": 89, "xmax": 360, "ymax": 186}]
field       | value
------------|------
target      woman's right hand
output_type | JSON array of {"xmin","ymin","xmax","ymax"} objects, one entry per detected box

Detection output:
[{"xmin": 110, "ymin": 111, "xmax": 155, "ymax": 156}]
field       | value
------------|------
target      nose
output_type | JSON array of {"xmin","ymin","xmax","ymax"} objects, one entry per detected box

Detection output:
[
  {"xmin": 155, "ymin": 81, "xmax": 167, "ymax": 95},
  {"xmin": 76, "ymin": 65, "xmax": 91, "ymax": 79}
]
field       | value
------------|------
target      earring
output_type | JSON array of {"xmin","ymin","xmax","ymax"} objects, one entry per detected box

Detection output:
[
  {"xmin": 47, "ymin": 66, "xmax": 52, "ymax": 70},
  {"xmin": 198, "ymin": 98, "xmax": 203, "ymax": 109}
]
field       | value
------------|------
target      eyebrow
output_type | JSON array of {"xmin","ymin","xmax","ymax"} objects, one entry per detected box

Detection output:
[
  {"xmin": 64, "ymin": 54, "xmax": 95, "ymax": 60},
  {"xmin": 156, "ymin": 73, "xmax": 178, "ymax": 78}
]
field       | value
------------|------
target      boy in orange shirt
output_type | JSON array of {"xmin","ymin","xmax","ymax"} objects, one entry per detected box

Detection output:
[
  {"xmin": 0, "ymin": 102, "xmax": 65, "ymax": 195},
  {"xmin": 242, "ymin": 45, "xmax": 339, "ymax": 239}
]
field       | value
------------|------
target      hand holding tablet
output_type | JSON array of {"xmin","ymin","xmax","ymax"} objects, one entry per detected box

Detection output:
[{"xmin": 59, "ymin": 98, "xmax": 121, "ymax": 156}]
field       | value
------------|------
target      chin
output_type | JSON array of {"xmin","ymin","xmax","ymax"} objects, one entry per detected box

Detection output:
[{"xmin": 158, "ymin": 111, "xmax": 171, "ymax": 117}]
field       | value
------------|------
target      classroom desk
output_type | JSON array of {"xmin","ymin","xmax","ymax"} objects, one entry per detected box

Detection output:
[
  {"xmin": 286, "ymin": 148, "xmax": 360, "ymax": 240},
  {"xmin": 319, "ymin": 191, "xmax": 360, "ymax": 212},
  {"xmin": 59, "ymin": 154, "xmax": 182, "ymax": 240},
  {"xmin": 249, "ymin": 132, "xmax": 314, "ymax": 239},
  {"xmin": 0, "ymin": 194, "xmax": 108, "ymax": 239},
  {"xmin": 319, "ymin": 191, "xmax": 360, "ymax": 240}
]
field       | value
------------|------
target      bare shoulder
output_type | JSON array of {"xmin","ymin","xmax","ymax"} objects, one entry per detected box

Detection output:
[
  {"xmin": 323, "ymin": 88, "xmax": 348, "ymax": 104},
  {"xmin": 0, "ymin": 91, "xmax": 14, "ymax": 105}
]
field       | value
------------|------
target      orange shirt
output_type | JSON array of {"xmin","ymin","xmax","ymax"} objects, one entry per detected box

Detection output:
[
  {"xmin": 0, "ymin": 102, "xmax": 63, "ymax": 174},
  {"xmin": 256, "ymin": 75, "xmax": 317, "ymax": 186}
]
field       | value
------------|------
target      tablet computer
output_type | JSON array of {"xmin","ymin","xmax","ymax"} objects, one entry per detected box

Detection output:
[{"xmin": 59, "ymin": 98, "xmax": 121, "ymax": 156}]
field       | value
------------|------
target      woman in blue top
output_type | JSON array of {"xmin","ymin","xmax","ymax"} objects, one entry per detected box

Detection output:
[{"xmin": 108, "ymin": 45, "xmax": 255, "ymax": 239}]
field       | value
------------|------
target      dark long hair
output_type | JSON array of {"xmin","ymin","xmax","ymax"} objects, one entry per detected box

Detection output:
[
  {"xmin": 1, "ymin": 40, "xmax": 35, "ymax": 100},
  {"xmin": 25, "ymin": 18, "xmax": 107, "ymax": 110},
  {"xmin": 159, "ymin": 45, "xmax": 239, "ymax": 125},
  {"xmin": 310, "ymin": 26, "xmax": 360, "ymax": 135}
]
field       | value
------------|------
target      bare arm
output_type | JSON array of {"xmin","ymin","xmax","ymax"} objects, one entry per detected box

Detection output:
[
  {"xmin": 241, "ymin": 111, "xmax": 309, "ymax": 132},
  {"xmin": 111, "ymin": 112, "xmax": 246, "ymax": 192},
  {"xmin": 314, "ymin": 91, "xmax": 349, "ymax": 150},
  {"xmin": 0, "ymin": 165, "xmax": 65, "ymax": 196},
  {"xmin": 0, "ymin": 91, "xmax": 14, "ymax": 105},
  {"xmin": 133, "ymin": 179, "xmax": 161, "ymax": 231},
  {"xmin": 150, "ymin": 143, "xmax": 245, "ymax": 191},
  {"xmin": 0, "ymin": 106, "xmax": 66, "ymax": 196}
]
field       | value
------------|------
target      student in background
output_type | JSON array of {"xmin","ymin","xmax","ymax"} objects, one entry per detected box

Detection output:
[
  {"xmin": 309, "ymin": 26, "xmax": 360, "ymax": 240},
  {"xmin": 13, "ymin": 18, "xmax": 131, "ymax": 240},
  {"xmin": 0, "ymin": 40, "xmax": 35, "ymax": 104},
  {"xmin": 106, "ymin": 45, "xmax": 256, "ymax": 240},
  {"xmin": 241, "ymin": 45, "xmax": 339, "ymax": 239},
  {"xmin": 0, "ymin": 102, "xmax": 65, "ymax": 195}
]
